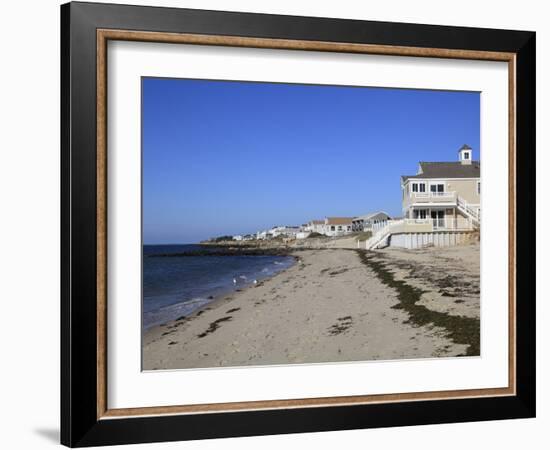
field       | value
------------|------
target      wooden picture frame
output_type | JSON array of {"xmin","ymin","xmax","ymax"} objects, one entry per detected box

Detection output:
[{"xmin": 61, "ymin": 2, "xmax": 535, "ymax": 447}]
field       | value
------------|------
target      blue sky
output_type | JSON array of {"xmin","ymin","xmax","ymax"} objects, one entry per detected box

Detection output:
[{"xmin": 142, "ymin": 78, "xmax": 480, "ymax": 244}]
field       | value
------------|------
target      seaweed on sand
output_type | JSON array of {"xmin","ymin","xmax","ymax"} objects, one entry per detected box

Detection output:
[
  {"xmin": 197, "ymin": 316, "xmax": 233, "ymax": 338},
  {"xmin": 356, "ymin": 250, "xmax": 480, "ymax": 356},
  {"xmin": 327, "ymin": 316, "xmax": 353, "ymax": 336}
]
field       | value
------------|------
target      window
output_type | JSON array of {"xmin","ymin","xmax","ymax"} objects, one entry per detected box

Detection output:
[
  {"xmin": 430, "ymin": 183, "xmax": 444, "ymax": 193},
  {"xmin": 414, "ymin": 209, "xmax": 427, "ymax": 219},
  {"xmin": 331, "ymin": 226, "xmax": 335, "ymax": 231},
  {"xmin": 412, "ymin": 183, "xmax": 418, "ymax": 192},
  {"xmin": 419, "ymin": 183, "xmax": 426, "ymax": 192},
  {"xmin": 337, "ymin": 226, "xmax": 342, "ymax": 231},
  {"xmin": 464, "ymin": 151, "xmax": 470, "ymax": 160}
]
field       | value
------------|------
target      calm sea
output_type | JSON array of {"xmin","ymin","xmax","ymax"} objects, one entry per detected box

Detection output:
[{"xmin": 143, "ymin": 244, "xmax": 295, "ymax": 330}]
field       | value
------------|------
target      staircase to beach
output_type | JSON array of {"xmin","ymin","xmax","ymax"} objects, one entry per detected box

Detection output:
[
  {"xmin": 457, "ymin": 196, "xmax": 480, "ymax": 228},
  {"xmin": 360, "ymin": 198, "xmax": 480, "ymax": 251},
  {"xmin": 361, "ymin": 220, "xmax": 403, "ymax": 250}
]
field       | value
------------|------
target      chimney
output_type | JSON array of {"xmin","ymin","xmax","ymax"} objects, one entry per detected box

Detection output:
[{"xmin": 458, "ymin": 144, "xmax": 472, "ymax": 165}]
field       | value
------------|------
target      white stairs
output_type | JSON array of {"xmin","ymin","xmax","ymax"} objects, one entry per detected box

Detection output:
[
  {"xmin": 456, "ymin": 196, "xmax": 480, "ymax": 228},
  {"xmin": 361, "ymin": 220, "xmax": 403, "ymax": 250}
]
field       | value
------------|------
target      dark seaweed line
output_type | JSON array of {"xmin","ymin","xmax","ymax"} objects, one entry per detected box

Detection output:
[{"xmin": 356, "ymin": 250, "xmax": 480, "ymax": 356}]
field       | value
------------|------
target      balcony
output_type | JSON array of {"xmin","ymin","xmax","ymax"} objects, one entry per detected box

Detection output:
[{"xmin": 410, "ymin": 191, "xmax": 456, "ymax": 204}]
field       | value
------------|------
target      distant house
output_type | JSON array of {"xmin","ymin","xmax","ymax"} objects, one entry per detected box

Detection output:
[
  {"xmin": 400, "ymin": 144, "xmax": 480, "ymax": 229},
  {"xmin": 323, "ymin": 217, "xmax": 354, "ymax": 237},
  {"xmin": 304, "ymin": 220, "xmax": 325, "ymax": 234},
  {"xmin": 351, "ymin": 212, "xmax": 391, "ymax": 232},
  {"xmin": 233, "ymin": 235, "xmax": 243, "ymax": 241},
  {"xmin": 256, "ymin": 230, "xmax": 269, "ymax": 240},
  {"xmin": 270, "ymin": 226, "xmax": 300, "ymax": 238}
]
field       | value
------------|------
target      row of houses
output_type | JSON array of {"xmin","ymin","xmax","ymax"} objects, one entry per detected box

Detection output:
[
  {"xmin": 232, "ymin": 211, "xmax": 392, "ymax": 242},
  {"xmin": 234, "ymin": 145, "xmax": 481, "ymax": 248},
  {"xmin": 303, "ymin": 212, "xmax": 392, "ymax": 237}
]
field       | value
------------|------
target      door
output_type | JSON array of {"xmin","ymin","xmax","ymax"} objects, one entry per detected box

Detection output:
[{"xmin": 431, "ymin": 210, "xmax": 445, "ymax": 229}]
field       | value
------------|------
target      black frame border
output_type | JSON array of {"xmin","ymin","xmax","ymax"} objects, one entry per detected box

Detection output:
[{"xmin": 61, "ymin": 2, "xmax": 535, "ymax": 447}]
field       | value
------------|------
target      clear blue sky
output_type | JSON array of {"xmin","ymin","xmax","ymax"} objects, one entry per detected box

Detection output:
[{"xmin": 142, "ymin": 77, "xmax": 479, "ymax": 244}]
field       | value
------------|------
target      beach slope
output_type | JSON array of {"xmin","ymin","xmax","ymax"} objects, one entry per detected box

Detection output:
[{"xmin": 143, "ymin": 244, "xmax": 479, "ymax": 370}]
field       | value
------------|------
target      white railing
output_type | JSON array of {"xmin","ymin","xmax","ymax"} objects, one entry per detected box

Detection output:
[
  {"xmin": 360, "ymin": 213, "xmax": 478, "ymax": 250},
  {"xmin": 371, "ymin": 219, "xmax": 391, "ymax": 233},
  {"xmin": 363, "ymin": 219, "xmax": 405, "ymax": 249},
  {"xmin": 412, "ymin": 191, "xmax": 456, "ymax": 201},
  {"xmin": 403, "ymin": 218, "xmax": 431, "ymax": 225},
  {"xmin": 401, "ymin": 218, "xmax": 474, "ymax": 230},
  {"xmin": 457, "ymin": 196, "xmax": 480, "ymax": 226}
]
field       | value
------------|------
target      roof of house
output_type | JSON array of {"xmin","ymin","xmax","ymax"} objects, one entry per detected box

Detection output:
[
  {"xmin": 459, "ymin": 144, "xmax": 472, "ymax": 151},
  {"xmin": 352, "ymin": 211, "xmax": 391, "ymax": 221},
  {"xmin": 325, "ymin": 217, "xmax": 354, "ymax": 225},
  {"xmin": 402, "ymin": 161, "xmax": 480, "ymax": 181}
]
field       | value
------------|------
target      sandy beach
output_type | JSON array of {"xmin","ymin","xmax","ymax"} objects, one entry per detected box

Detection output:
[{"xmin": 143, "ymin": 242, "xmax": 479, "ymax": 370}]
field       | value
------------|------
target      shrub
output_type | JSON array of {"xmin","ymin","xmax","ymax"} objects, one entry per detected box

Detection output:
[
  {"xmin": 212, "ymin": 235, "xmax": 233, "ymax": 242},
  {"xmin": 307, "ymin": 232, "xmax": 324, "ymax": 239},
  {"xmin": 356, "ymin": 231, "xmax": 373, "ymax": 241}
]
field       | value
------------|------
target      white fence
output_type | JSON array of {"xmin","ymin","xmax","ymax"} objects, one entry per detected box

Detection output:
[
  {"xmin": 360, "ymin": 217, "xmax": 476, "ymax": 250},
  {"xmin": 389, "ymin": 231, "xmax": 474, "ymax": 249}
]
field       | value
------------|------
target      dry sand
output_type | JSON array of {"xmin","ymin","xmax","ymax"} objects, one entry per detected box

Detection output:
[{"xmin": 143, "ymin": 242, "xmax": 479, "ymax": 370}]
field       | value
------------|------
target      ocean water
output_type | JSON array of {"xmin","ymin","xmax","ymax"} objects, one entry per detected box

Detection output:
[{"xmin": 143, "ymin": 245, "xmax": 295, "ymax": 330}]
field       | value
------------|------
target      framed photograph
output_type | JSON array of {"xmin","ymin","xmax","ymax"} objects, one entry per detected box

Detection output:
[{"xmin": 61, "ymin": 2, "xmax": 536, "ymax": 447}]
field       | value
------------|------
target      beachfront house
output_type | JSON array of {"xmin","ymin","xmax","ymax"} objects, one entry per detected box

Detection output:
[
  {"xmin": 400, "ymin": 144, "xmax": 480, "ymax": 230},
  {"xmin": 359, "ymin": 145, "xmax": 481, "ymax": 250},
  {"xmin": 351, "ymin": 212, "xmax": 392, "ymax": 232},
  {"xmin": 232, "ymin": 235, "xmax": 243, "ymax": 241},
  {"xmin": 323, "ymin": 217, "xmax": 354, "ymax": 237}
]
